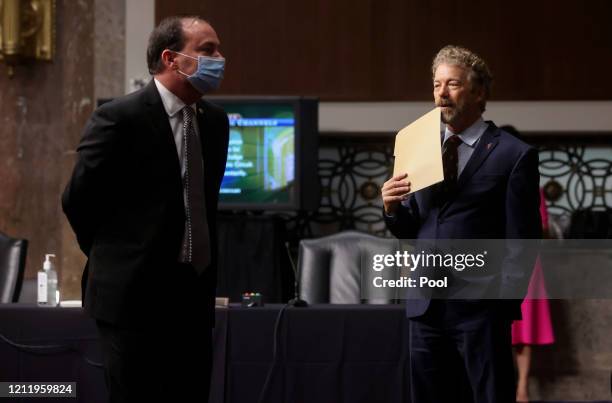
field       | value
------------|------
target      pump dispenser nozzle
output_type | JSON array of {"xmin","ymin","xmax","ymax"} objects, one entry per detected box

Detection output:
[{"xmin": 43, "ymin": 254, "xmax": 56, "ymax": 271}]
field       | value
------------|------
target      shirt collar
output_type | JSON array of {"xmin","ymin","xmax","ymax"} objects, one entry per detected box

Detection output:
[
  {"xmin": 154, "ymin": 78, "xmax": 196, "ymax": 117},
  {"xmin": 443, "ymin": 117, "xmax": 488, "ymax": 148}
]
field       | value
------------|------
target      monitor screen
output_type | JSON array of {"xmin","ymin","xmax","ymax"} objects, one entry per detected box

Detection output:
[
  {"xmin": 209, "ymin": 96, "xmax": 319, "ymax": 211},
  {"xmin": 221, "ymin": 104, "xmax": 296, "ymax": 205}
]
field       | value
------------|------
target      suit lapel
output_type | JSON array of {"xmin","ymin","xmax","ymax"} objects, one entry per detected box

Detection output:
[
  {"xmin": 195, "ymin": 102, "xmax": 210, "ymax": 172},
  {"xmin": 195, "ymin": 100, "xmax": 224, "ymax": 208},
  {"xmin": 143, "ymin": 81, "xmax": 183, "ymax": 190},
  {"xmin": 456, "ymin": 122, "xmax": 499, "ymax": 188}
]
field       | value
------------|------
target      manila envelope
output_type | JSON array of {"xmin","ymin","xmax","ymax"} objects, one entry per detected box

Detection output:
[{"xmin": 393, "ymin": 107, "xmax": 443, "ymax": 194}]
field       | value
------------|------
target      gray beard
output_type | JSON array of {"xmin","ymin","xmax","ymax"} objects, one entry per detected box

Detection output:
[{"xmin": 441, "ymin": 108, "xmax": 457, "ymax": 124}]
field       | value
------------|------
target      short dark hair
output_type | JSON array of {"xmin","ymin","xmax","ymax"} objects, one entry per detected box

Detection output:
[{"xmin": 146, "ymin": 16, "xmax": 205, "ymax": 75}]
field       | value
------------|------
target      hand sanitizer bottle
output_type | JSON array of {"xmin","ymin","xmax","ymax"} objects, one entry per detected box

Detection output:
[{"xmin": 37, "ymin": 254, "xmax": 58, "ymax": 306}]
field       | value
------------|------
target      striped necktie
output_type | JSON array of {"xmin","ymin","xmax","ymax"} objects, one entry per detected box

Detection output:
[{"xmin": 180, "ymin": 106, "xmax": 211, "ymax": 273}]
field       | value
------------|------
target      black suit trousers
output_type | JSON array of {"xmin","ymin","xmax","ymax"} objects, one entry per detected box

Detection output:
[
  {"xmin": 409, "ymin": 301, "xmax": 515, "ymax": 403},
  {"xmin": 96, "ymin": 264, "xmax": 213, "ymax": 403}
]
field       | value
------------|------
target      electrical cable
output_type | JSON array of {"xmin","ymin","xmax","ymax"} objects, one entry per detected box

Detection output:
[
  {"xmin": 0, "ymin": 332, "xmax": 104, "ymax": 368},
  {"xmin": 257, "ymin": 303, "xmax": 290, "ymax": 403}
]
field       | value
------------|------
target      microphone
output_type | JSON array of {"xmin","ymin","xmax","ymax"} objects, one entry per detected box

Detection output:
[{"xmin": 285, "ymin": 242, "xmax": 308, "ymax": 307}]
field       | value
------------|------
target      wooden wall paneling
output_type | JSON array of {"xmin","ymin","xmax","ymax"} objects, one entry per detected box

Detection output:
[{"xmin": 156, "ymin": 0, "xmax": 612, "ymax": 101}]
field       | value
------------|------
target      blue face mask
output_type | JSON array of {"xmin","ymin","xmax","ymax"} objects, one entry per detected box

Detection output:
[{"xmin": 175, "ymin": 51, "xmax": 225, "ymax": 94}]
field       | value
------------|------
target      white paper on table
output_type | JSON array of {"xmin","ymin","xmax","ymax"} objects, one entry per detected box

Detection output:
[{"xmin": 393, "ymin": 107, "xmax": 444, "ymax": 194}]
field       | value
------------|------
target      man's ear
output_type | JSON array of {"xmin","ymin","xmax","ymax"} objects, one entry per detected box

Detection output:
[{"xmin": 161, "ymin": 49, "xmax": 177, "ymax": 70}]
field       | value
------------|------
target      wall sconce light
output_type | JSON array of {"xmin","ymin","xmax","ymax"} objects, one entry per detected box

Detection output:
[{"xmin": 0, "ymin": 0, "xmax": 55, "ymax": 78}]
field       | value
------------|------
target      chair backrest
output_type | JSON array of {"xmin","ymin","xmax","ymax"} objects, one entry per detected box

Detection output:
[
  {"xmin": 297, "ymin": 231, "xmax": 401, "ymax": 304},
  {"xmin": 0, "ymin": 231, "xmax": 28, "ymax": 303}
]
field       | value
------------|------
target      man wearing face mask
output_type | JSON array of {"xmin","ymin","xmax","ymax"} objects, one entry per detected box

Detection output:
[{"xmin": 62, "ymin": 16, "xmax": 229, "ymax": 403}]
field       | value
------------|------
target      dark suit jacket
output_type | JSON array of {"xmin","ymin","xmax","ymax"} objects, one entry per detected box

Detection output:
[
  {"xmin": 385, "ymin": 122, "xmax": 541, "ymax": 320},
  {"xmin": 62, "ymin": 81, "xmax": 229, "ymax": 327}
]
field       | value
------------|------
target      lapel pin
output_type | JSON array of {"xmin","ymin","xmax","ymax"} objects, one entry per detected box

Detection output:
[
  {"xmin": 198, "ymin": 107, "xmax": 204, "ymax": 114},
  {"xmin": 486, "ymin": 143, "xmax": 493, "ymax": 150}
]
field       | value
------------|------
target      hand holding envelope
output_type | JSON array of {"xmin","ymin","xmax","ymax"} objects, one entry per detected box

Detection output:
[{"xmin": 382, "ymin": 108, "xmax": 444, "ymax": 214}]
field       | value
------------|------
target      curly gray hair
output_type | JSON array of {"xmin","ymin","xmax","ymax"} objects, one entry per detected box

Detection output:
[{"xmin": 432, "ymin": 45, "xmax": 493, "ymax": 112}]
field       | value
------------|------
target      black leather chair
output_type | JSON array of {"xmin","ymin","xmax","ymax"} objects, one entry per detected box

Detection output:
[
  {"xmin": 297, "ymin": 230, "xmax": 403, "ymax": 304},
  {"xmin": 0, "ymin": 231, "xmax": 28, "ymax": 303}
]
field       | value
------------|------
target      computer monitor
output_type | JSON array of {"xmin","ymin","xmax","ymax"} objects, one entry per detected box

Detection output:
[{"xmin": 207, "ymin": 96, "xmax": 320, "ymax": 211}]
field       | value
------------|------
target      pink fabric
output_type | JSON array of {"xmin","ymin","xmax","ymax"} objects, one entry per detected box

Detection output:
[{"xmin": 511, "ymin": 189, "xmax": 555, "ymax": 345}]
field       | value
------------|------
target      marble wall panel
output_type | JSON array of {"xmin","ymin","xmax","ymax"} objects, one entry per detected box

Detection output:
[{"xmin": 0, "ymin": 0, "xmax": 95, "ymax": 299}]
